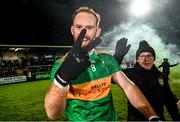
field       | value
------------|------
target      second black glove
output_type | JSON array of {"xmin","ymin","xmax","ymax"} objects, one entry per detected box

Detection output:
[{"xmin": 114, "ymin": 37, "xmax": 131, "ymax": 65}]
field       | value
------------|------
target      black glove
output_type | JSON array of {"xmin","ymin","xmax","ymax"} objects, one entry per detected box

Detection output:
[
  {"xmin": 55, "ymin": 29, "xmax": 102, "ymax": 86},
  {"xmin": 114, "ymin": 37, "xmax": 131, "ymax": 65}
]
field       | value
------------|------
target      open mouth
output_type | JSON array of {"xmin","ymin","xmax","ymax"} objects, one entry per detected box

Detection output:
[
  {"xmin": 83, "ymin": 39, "xmax": 88, "ymax": 42},
  {"xmin": 82, "ymin": 39, "xmax": 89, "ymax": 47}
]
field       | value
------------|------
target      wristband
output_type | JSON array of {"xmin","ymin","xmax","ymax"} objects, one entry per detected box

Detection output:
[
  {"xmin": 53, "ymin": 78, "xmax": 69, "ymax": 92},
  {"xmin": 149, "ymin": 115, "xmax": 160, "ymax": 121},
  {"xmin": 55, "ymin": 74, "xmax": 69, "ymax": 86}
]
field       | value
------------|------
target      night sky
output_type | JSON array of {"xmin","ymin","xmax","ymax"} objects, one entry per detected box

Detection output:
[
  {"xmin": 0, "ymin": 0, "xmax": 180, "ymax": 61},
  {"xmin": 1, "ymin": 0, "xmax": 119, "ymax": 46}
]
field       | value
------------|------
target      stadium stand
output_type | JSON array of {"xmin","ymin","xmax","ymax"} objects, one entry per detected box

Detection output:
[{"xmin": 0, "ymin": 47, "xmax": 69, "ymax": 84}]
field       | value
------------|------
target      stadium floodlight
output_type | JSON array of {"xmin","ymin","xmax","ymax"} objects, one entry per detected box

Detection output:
[{"xmin": 130, "ymin": 0, "xmax": 151, "ymax": 17}]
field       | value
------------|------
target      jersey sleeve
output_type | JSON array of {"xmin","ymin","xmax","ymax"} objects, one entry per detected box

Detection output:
[
  {"xmin": 98, "ymin": 53, "xmax": 122, "ymax": 74},
  {"xmin": 50, "ymin": 59, "xmax": 62, "ymax": 82}
]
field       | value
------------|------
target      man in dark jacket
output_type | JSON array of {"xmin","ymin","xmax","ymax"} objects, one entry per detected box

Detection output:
[
  {"xmin": 114, "ymin": 38, "xmax": 180, "ymax": 121},
  {"xmin": 158, "ymin": 58, "xmax": 179, "ymax": 80}
]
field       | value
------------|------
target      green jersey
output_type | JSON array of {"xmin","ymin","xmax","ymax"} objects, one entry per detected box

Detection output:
[{"xmin": 50, "ymin": 51, "xmax": 121, "ymax": 121}]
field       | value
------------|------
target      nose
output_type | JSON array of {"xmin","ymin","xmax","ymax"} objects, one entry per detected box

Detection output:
[
  {"xmin": 81, "ymin": 28, "xmax": 87, "ymax": 33},
  {"xmin": 144, "ymin": 57, "xmax": 148, "ymax": 61},
  {"xmin": 78, "ymin": 28, "xmax": 87, "ymax": 38},
  {"xmin": 80, "ymin": 27, "xmax": 87, "ymax": 31},
  {"xmin": 79, "ymin": 28, "xmax": 87, "ymax": 35}
]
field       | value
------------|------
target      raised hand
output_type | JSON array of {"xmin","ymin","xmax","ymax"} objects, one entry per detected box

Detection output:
[
  {"xmin": 55, "ymin": 29, "xmax": 102, "ymax": 86},
  {"xmin": 114, "ymin": 37, "xmax": 131, "ymax": 64}
]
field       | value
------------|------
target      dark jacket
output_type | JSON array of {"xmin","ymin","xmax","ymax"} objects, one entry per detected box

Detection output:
[{"xmin": 123, "ymin": 62, "xmax": 180, "ymax": 121}]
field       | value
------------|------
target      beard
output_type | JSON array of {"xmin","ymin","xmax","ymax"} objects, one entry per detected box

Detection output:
[{"xmin": 80, "ymin": 35, "xmax": 96, "ymax": 47}]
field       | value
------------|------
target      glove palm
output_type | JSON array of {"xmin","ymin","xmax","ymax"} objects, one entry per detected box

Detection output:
[
  {"xmin": 55, "ymin": 29, "xmax": 102, "ymax": 86},
  {"xmin": 114, "ymin": 37, "xmax": 131, "ymax": 64}
]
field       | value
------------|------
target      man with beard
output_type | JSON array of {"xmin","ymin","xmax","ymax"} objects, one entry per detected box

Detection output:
[{"xmin": 44, "ymin": 7, "xmax": 160, "ymax": 121}]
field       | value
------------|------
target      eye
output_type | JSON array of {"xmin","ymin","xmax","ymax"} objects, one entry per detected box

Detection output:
[
  {"xmin": 86, "ymin": 26, "xmax": 94, "ymax": 30},
  {"xmin": 74, "ymin": 25, "xmax": 82, "ymax": 30},
  {"xmin": 76, "ymin": 26, "xmax": 82, "ymax": 29},
  {"xmin": 87, "ymin": 27, "xmax": 92, "ymax": 30},
  {"xmin": 147, "ymin": 54, "xmax": 153, "ymax": 58},
  {"xmin": 139, "ymin": 55, "xmax": 145, "ymax": 58}
]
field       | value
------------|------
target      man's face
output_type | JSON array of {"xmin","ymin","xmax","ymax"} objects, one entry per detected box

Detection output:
[
  {"xmin": 137, "ymin": 52, "xmax": 154, "ymax": 70},
  {"xmin": 71, "ymin": 12, "xmax": 101, "ymax": 47}
]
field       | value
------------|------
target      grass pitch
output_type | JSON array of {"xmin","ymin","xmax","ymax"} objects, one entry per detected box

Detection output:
[{"xmin": 0, "ymin": 66, "xmax": 179, "ymax": 121}]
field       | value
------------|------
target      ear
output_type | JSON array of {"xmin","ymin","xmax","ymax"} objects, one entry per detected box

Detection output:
[
  {"xmin": 95, "ymin": 27, "xmax": 101, "ymax": 37},
  {"xmin": 71, "ymin": 25, "xmax": 74, "ymax": 35}
]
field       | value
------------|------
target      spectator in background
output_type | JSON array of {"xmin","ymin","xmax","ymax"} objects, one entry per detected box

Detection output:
[
  {"xmin": 114, "ymin": 38, "xmax": 180, "ymax": 121},
  {"xmin": 0, "ymin": 61, "xmax": 5, "ymax": 68},
  {"xmin": 7, "ymin": 60, "xmax": 13, "ymax": 67},
  {"xmin": 26, "ymin": 71, "xmax": 32, "ymax": 81},
  {"xmin": 158, "ymin": 58, "xmax": 179, "ymax": 81},
  {"xmin": 1, "ymin": 60, "xmax": 7, "ymax": 68}
]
